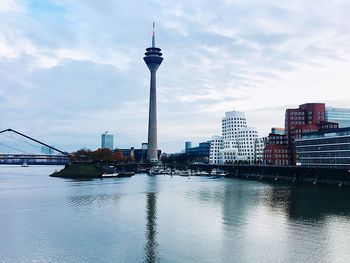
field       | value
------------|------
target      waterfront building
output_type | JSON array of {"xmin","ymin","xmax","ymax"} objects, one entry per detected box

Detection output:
[
  {"xmin": 263, "ymin": 128, "xmax": 290, "ymax": 165},
  {"xmin": 295, "ymin": 127, "xmax": 350, "ymax": 168},
  {"xmin": 101, "ymin": 132, "xmax": 114, "ymax": 150},
  {"xmin": 222, "ymin": 111, "xmax": 247, "ymax": 149},
  {"xmin": 185, "ymin": 141, "xmax": 192, "ymax": 150},
  {"xmin": 185, "ymin": 141, "xmax": 211, "ymax": 162},
  {"xmin": 144, "ymin": 23, "xmax": 163, "ymax": 162},
  {"xmin": 237, "ymin": 127, "xmax": 258, "ymax": 163},
  {"xmin": 284, "ymin": 103, "xmax": 338, "ymax": 165},
  {"xmin": 263, "ymin": 145, "xmax": 290, "ymax": 166},
  {"xmin": 116, "ymin": 147, "xmax": 161, "ymax": 163},
  {"xmin": 209, "ymin": 136, "xmax": 223, "ymax": 164},
  {"xmin": 271, "ymin": 127, "xmax": 284, "ymax": 135},
  {"xmin": 220, "ymin": 111, "xmax": 246, "ymax": 163},
  {"xmin": 326, "ymin": 107, "xmax": 350, "ymax": 128},
  {"xmin": 254, "ymin": 138, "xmax": 265, "ymax": 164},
  {"xmin": 210, "ymin": 111, "xmax": 261, "ymax": 164},
  {"xmin": 285, "ymin": 103, "xmax": 325, "ymax": 142}
]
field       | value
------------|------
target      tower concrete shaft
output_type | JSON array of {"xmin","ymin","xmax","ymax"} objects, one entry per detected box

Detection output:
[{"xmin": 144, "ymin": 23, "xmax": 163, "ymax": 162}]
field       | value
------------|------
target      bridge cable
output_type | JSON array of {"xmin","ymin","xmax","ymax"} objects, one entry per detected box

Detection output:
[
  {"xmin": 9, "ymin": 131, "xmax": 21, "ymax": 153},
  {"xmin": 12, "ymin": 133, "xmax": 44, "ymax": 154},
  {"xmin": 0, "ymin": 143, "xmax": 30, "ymax": 154}
]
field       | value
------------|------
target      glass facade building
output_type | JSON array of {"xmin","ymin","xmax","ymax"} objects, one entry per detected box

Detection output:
[
  {"xmin": 185, "ymin": 141, "xmax": 211, "ymax": 159},
  {"xmin": 101, "ymin": 133, "xmax": 114, "ymax": 150},
  {"xmin": 326, "ymin": 107, "xmax": 350, "ymax": 128},
  {"xmin": 41, "ymin": 146, "xmax": 54, "ymax": 155},
  {"xmin": 295, "ymin": 127, "xmax": 350, "ymax": 168}
]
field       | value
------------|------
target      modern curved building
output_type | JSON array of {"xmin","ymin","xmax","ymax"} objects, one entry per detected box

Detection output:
[
  {"xmin": 222, "ymin": 111, "xmax": 247, "ymax": 149},
  {"xmin": 209, "ymin": 111, "xmax": 262, "ymax": 164},
  {"xmin": 238, "ymin": 127, "xmax": 258, "ymax": 162},
  {"xmin": 144, "ymin": 23, "xmax": 163, "ymax": 162}
]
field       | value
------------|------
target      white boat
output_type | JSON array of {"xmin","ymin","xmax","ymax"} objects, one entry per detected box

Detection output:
[
  {"xmin": 197, "ymin": 171, "xmax": 210, "ymax": 176},
  {"xmin": 21, "ymin": 161, "xmax": 29, "ymax": 167},
  {"xmin": 102, "ymin": 173, "xmax": 119, "ymax": 178},
  {"xmin": 149, "ymin": 167, "xmax": 164, "ymax": 176},
  {"xmin": 179, "ymin": 170, "xmax": 191, "ymax": 177},
  {"xmin": 211, "ymin": 169, "xmax": 227, "ymax": 177}
]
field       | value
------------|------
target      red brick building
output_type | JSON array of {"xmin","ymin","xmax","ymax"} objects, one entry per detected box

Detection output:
[
  {"xmin": 263, "ymin": 129, "xmax": 290, "ymax": 165},
  {"xmin": 284, "ymin": 103, "xmax": 338, "ymax": 164}
]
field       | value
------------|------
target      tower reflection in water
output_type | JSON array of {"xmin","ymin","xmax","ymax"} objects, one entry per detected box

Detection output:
[{"xmin": 144, "ymin": 179, "xmax": 159, "ymax": 263}]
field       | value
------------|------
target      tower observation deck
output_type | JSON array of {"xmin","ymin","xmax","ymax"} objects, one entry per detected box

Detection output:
[{"xmin": 144, "ymin": 23, "xmax": 163, "ymax": 162}]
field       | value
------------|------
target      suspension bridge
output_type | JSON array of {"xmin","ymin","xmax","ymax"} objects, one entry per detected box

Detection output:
[{"xmin": 0, "ymin": 129, "xmax": 69, "ymax": 165}]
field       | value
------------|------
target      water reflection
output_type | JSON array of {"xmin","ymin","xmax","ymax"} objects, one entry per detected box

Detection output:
[
  {"xmin": 263, "ymin": 184, "xmax": 350, "ymax": 221},
  {"xmin": 144, "ymin": 177, "xmax": 159, "ymax": 263},
  {"xmin": 67, "ymin": 193, "xmax": 120, "ymax": 207},
  {"xmin": 221, "ymin": 181, "xmax": 265, "ymax": 229},
  {"xmin": 144, "ymin": 192, "xmax": 159, "ymax": 263}
]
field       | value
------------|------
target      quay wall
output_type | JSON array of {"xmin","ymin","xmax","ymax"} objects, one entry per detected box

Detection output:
[{"xmin": 190, "ymin": 164, "xmax": 350, "ymax": 186}]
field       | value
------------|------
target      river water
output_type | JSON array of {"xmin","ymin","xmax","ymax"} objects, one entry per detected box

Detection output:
[{"xmin": 1, "ymin": 165, "xmax": 350, "ymax": 263}]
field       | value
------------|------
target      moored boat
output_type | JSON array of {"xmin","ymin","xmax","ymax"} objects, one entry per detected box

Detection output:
[
  {"xmin": 118, "ymin": 171, "xmax": 135, "ymax": 177},
  {"xmin": 102, "ymin": 173, "xmax": 119, "ymax": 178}
]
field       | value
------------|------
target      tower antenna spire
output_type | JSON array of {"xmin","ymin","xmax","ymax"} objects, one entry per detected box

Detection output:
[{"xmin": 152, "ymin": 22, "xmax": 155, "ymax": 48}]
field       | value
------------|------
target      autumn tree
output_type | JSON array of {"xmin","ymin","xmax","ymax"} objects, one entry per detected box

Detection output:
[
  {"xmin": 92, "ymin": 148, "xmax": 113, "ymax": 162},
  {"xmin": 113, "ymin": 150, "xmax": 125, "ymax": 163}
]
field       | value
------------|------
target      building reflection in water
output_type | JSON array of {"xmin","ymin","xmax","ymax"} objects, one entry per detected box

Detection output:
[
  {"xmin": 261, "ymin": 184, "xmax": 350, "ymax": 221},
  {"xmin": 221, "ymin": 180, "xmax": 350, "ymax": 228},
  {"xmin": 144, "ymin": 180, "xmax": 159, "ymax": 263}
]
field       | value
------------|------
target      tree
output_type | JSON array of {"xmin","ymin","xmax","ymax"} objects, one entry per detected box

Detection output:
[
  {"xmin": 113, "ymin": 150, "xmax": 125, "ymax": 163},
  {"xmin": 71, "ymin": 148, "xmax": 93, "ymax": 162},
  {"xmin": 92, "ymin": 148, "xmax": 113, "ymax": 162}
]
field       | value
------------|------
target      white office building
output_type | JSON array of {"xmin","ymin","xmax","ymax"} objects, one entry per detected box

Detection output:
[
  {"xmin": 222, "ymin": 111, "xmax": 247, "ymax": 148},
  {"xmin": 209, "ymin": 111, "xmax": 262, "ymax": 164},
  {"xmin": 237, "ymin": 127, "xmax": 258, "ymax": 163},
  {"xmin": 209, "ymin": 135, "xmax": 223, "ymax": 164},
  {"xmin": 255, "ymin": 138, "xmax": 265, "ymax": 163}
]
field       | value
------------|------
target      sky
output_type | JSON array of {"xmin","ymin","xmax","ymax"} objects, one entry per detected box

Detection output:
[{"xmin": 0, "ymin": 0, "xmax": 349, "ymax": 153}]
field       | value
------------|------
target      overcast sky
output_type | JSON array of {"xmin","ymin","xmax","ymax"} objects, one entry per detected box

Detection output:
[{"xmin": 1, "ymin": 0, "xmax": 349, "ymax": 153}]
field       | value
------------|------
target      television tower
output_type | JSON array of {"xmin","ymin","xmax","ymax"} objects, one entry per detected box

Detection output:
[{"xmin": 144, "ymin": 23, "xmax": 163, "ymax": 162}]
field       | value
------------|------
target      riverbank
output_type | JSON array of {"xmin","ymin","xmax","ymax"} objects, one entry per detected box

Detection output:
[{"xmin": 190, "ymin": 164, "xmax": 350, "ymax": 187}]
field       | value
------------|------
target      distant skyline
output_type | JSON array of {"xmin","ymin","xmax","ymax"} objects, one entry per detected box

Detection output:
[{"xmin": 0, "ymin": 0, "xmax": 349, "ymax": 153}]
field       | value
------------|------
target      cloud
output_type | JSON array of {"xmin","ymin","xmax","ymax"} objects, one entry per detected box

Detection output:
[
  {"xmin": 0, "ymin": 0, "xmax": 24, "ymax": 13},
  {"xmin": 0, "ymin": 0, "xmax": 350, "ymax": 153}
]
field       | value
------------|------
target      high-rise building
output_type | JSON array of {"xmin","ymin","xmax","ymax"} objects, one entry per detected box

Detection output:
[
  {"xmin": 219, "ymin": 111, "xmax": 246, "ymax": 163},
  {"xmin": 222, "ymin": 111, "xmax": 247, "ymax": 149},
  {"xmin": 284, "ymin": 103, "xmax": 339, "ymax": 165},
  {"xmin": 144, "ymin": 23, "xmax": 163, "ymax": 162},
  {"xmin": 101, "ymin": 132, "xmax": 114, "ymax": 150},
  {"xmin": 185, "ymin": 141, "xmax": 192, "ymax": 150},
  {"xmin": 326, "ymin": 107, "xmax": 350, "ymax": 128},
  {"xmin": 285, "ymin": 103, "xmax": 325, "ymax": 141},
  {"xmin": 237, "ymin": 127, "xmax": 258, "ymax": 163},
  {"xmin": 209, "ymin": 111, "xmax": 260, "ymax": 164},
  {"xmin": 41, "ymin": 146, "xmax": 54, "ymax": 155}
]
